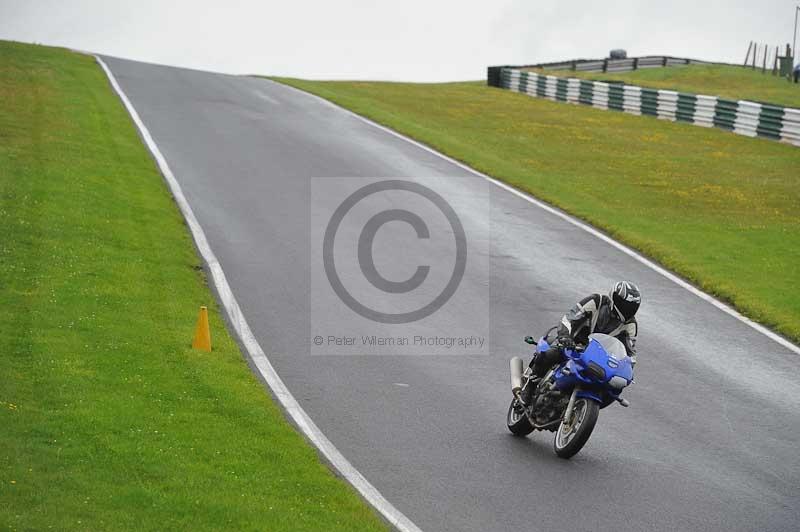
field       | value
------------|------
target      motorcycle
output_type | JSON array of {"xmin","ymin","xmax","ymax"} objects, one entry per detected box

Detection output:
[{"xmin": 506, "ymin": 328, "xmax": 634, "ymax": 459}]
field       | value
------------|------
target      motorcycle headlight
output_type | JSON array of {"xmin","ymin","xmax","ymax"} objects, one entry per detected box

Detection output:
[
  {"xmin": 608, "ymin": 376, "xmax": 628, "ymax": 389},
  {"xmin": 585, "ymin": 362, "xmax": 606, "ymax": 381}
]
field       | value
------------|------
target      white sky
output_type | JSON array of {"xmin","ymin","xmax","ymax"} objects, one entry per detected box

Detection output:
[{"xmin": 0, "ymin": 0, "xmax": 797, "ymax": 81}]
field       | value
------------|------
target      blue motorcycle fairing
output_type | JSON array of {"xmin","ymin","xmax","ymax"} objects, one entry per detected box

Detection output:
[
  {"xmin": 581, "ymin": 336, "xmax": 634, "ymax": 382},
  {"xmin": 544, "ymin": 334, "xmax": 634, "ymax": 409}
]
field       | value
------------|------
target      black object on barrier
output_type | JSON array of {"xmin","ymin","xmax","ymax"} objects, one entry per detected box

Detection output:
[{"xmin": 487, "ymin": 66, "xmax": 504, "ymax": 87}]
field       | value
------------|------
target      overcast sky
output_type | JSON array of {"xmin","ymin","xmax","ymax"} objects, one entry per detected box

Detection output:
[{"xmin": 0, "ymin": 0, "xmax": 797, "ymax": 81}]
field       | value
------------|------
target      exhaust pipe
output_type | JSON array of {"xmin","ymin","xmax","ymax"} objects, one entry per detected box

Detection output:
[{"xmin": 510, "ymin": 357, "xmax": 523, "ymax": 393}]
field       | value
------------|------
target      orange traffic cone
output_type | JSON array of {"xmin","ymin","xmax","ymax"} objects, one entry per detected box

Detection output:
[{"xmin": 192, "ymin": 306, "xmax": 211, "ymax": 352}]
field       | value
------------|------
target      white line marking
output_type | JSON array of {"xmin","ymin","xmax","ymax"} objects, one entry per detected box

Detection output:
[
  {"xmin": 254, "ymin": 90, "xmax": 281, "ymax": 105},
  {"xmin": 95, "ymin": 56, "xmax": 424, "ymax": 532},
  {"xmin": 269, "ymin": 78, "xmax": 800, "ymax": 357}
]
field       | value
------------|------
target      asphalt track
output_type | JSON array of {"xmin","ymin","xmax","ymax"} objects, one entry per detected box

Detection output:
[{"xmin": 101, "ymin": 56, "xmax": 799, "ymax": 532}]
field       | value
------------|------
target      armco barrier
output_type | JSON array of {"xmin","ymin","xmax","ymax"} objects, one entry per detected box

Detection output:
[
  {"xmin": 492, "ymin": 68, "xmax": 800, "ymax": 147},
  {"xmin": 510, "ymin": 55, "xmax": 716, "ymax": 74}
]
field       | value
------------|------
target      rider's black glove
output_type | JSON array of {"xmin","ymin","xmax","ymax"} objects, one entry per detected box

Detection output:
[{"xmin": 556, "ymin": 336, "xmax": 575, "ymax": 350}]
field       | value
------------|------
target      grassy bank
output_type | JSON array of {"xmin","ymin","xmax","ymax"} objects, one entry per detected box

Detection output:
[
  {"xmin": 274, "ymin": 77, "xmax": 800, "ymax": 343},
  {"xmin": 524, "ymin": 64, "xmax": 800, "ymax": 108},
  {"xmin": 0, "ymin": 41, "xmax": 386, "ymax": 531}
]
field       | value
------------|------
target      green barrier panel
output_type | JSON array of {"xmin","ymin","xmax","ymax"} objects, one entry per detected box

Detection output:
[
  {"xmin": 519, "ymin": 71, "xmax": 529, "ymax": 94},
  {"xmin": 536, "ymin": 76, "xmax": 547, "ymax": 97},
  {"xmin": 757, "ymin": 104, "xmax": 785, "ymax": 139},
  {"xmin": 608, "ymin": 85, "xmax": 625, "ymax": 111},
  {"xmin": 676, "ymin": 94, "xmax": 697, "ymax": 123},
  {"xmin": 714, "ymin": 99, "xmax": 738, "ymax": 130},
  {"xmin": 640, "ymin": 89, "xmax": 659, "ymax": 116},
  {"xmin": 578, "ymin": 80, "xmax": 594, "ymax": 105},
  {"xmin": 555, "ymin": 78, "xmax": 568, "ymax": 101}
]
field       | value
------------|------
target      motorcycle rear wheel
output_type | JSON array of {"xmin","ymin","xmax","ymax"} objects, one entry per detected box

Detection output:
[
  {"xmin": 506, "ymin": 397, "xmax": 534, "ymax": 436},
  {"xmin": 553, "ymin": 398, "xmax": 599, "ymax": 459}
]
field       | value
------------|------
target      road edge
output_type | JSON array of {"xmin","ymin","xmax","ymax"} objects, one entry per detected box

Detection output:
[{"xmin": 94, "ymin": 56, "xmax": 424, "ymax": 532}]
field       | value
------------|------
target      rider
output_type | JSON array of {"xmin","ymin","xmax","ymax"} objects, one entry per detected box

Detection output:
[{"xmin": 530, "ymin": 281, "xmax": 641, "ymax": 379}]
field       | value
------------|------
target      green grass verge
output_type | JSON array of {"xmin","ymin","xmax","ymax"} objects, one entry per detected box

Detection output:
[
  {"xmin": 0, "ymin": 41, "xmax": 387, "ymax": 531},
  {"xmin": 525, "ymin": 64, "xmax": 800, "ymax": 108},
  {"xmin": 273, "ymin": 77, "xmax": 800, "ymax": 343}
]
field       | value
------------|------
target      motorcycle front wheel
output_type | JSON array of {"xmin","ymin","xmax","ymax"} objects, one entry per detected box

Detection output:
[
  {"xmin": 506, "ymin": 397, "xmax": 534, "ymax": 436},
  {"xmin": 553, "ymin": 398, "xmax": 599, "ymax": 459}
]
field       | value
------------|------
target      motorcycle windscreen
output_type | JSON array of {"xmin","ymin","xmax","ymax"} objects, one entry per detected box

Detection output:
[{"xmin": 588, "ymin": 333, "xmax": 628, "ymax": 360}]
